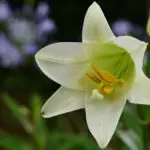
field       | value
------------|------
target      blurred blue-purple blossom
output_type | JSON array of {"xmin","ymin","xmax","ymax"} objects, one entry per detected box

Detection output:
[
  {"xmin": 37, "ymin": 18, "xmax": 56, "ymax": 35},
  {"xmin": 0, "ymin": 1, "xmax": 56, "ymax": 68},
  {"xmin": 143, "ymin": 52, "xmax": 148, "ymax": 66},
  {"xmin": 0, "ymin": 34, "xmax": 23, "ymax": 68},
  {"xmin": 8, "ymin": 18, "xmax": 36, "ymax": 44},
  {"xmin": 112, "ymin": 19, "xmax": 133, "ymax": 36},
  {"xmin": 36, "ymin": 2, "xmax": 49, "ymax": 20},
  {"xmin": 23, "ymin": 43, "xmax": 38, "ymax": 55},
  {"xmin": 0, "ymin": 1, "xmax": 12, "ymax": 21},
  {"xmin": 37, "ymin": 18, "xmax": 56, "ymax": 42},
  {"xmin": 112, "ymin": 19, "xmax": 148, "ymax": 41}
]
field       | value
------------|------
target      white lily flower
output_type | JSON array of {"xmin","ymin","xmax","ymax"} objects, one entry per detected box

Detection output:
[{"xmin": 35, "ymin": 2, "xmax": 148, "ymax": 149}]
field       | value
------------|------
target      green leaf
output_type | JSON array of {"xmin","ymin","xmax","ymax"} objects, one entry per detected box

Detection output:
[
  {"xmin": 121, "ymin": 103, "xmax": 142, "ymax": 136},
  {"xmin": 139, "ymin": 105, "xmax": 150, "ymax": 123},
  {"xmin": 117, "ymin": 129, "xmax": 143, "ymax": 150},
  {"xmin": 3, "ymin": 94, "xmax": 33, "ymax": 134},
  {"xmin": 30, "ymin": 94, "xmax": 49, "ymax": 150},
  {"xmin": 0, "ymin": 131, "xmax": 32, "ymax": 150},
  {"xmin": 50, "ymin": 132, "xmax": 100, "ymax": 150}
]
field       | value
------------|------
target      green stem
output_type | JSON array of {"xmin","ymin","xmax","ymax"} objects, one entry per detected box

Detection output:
[
  {"xmin": 143, "ymin": 125, "xmax": 150, "ymax": 150},
  {"xmin": 137, "ymin": 105, "xmax": 150, "ymax": 150}
]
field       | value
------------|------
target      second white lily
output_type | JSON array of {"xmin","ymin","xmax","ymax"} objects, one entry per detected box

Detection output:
[{"xmin": 35, "ymin": 2, "xmax": 149, "ymax": 149}]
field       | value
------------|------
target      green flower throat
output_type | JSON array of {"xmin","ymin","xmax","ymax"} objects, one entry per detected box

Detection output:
[{"xmin": 82, "ymin": 43, "xmax": 135, "ymax": 100}]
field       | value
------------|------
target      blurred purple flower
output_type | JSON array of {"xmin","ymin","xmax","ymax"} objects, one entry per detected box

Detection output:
[
  {"xmin": 37, "ymin": 18, "xmax": 56, "ymax": 42},
  {"xmin": 0, "ymin": 1, "xmax": 11, "ymax": 21},
  {"xmin": 23, "ymin": 43, "xmax": 38, "ymax": 55},
  {"xmin": 36, "ymin": 2, "xmax": 49, "ymax": 20},
  {"xmin": 37, "ymin": 18, "xmax": 56, "ymax": 35},
  {"xmin": 0, "ymin": 34, "xmax": 23, "ymax": 68},
  {"xmin": 112, "ymin": 19, "xmax": 133, "ymax": 36},
  {"xmin": 143, "ymin": 52, "xmax": 148, "ymax": 66},
  {"xmin": 8, "ymin": 18, "xmax": 36, "ymax": 44}
]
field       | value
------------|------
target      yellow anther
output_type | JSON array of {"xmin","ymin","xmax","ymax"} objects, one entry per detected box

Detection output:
[
  {"xmin": 86, "ymin": 64, "xmax": 124, "ymax": 97},
  {"xmin": 86, "ymin": 72, "xmax": 101, "ymax": 84},
  {"xmin": 98, "ymin": 82, "xmax": 105, "ymax": 91},
  {"xmin": 98, "ymin": 83, "xmax": 113, "ymax": 94},
  {"xmin": 117, "ymin": 79, "xmax": 124, "ymax": 87},
  {"xmin": 92, "ymin": 64, "xmax": 117, "ymax": 83},
  {"xmin": 102, "ymin": 85, "xmax": 114, "ymax": 94},
  {"xmin": 92, "ymin": 64, "xmax": 124, "ymax": 87}
]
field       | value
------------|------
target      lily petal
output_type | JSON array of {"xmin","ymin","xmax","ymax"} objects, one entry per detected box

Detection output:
[
  {"xmin": 42, "ymin": 86, "xmax": 85, "ymax": 118},
  {"xmin": 82, "ymin": 2, "xmax": 115, "ymax": 43},
  {"xmin": 35, "ymin": 42, "xmax": 90, "ymax": 90},
  {"xmin": 113, "ymin": 36, "xmax": 147, "ymax": 74},
  {"xmin": 85, "ymin": 95, "xmax": 127, "ymax": 148},
  {"xmin": 129, "ymin": 72, "xmax": 150, "ymax": 105}
]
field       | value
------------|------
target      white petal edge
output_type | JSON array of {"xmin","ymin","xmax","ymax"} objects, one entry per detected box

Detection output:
[
  {"xmin": 128, "ymin": 72, "xmax": 150, "ymax": 105},
  {"xmin": 85, "ymin": 95, "xmax": 127, "ymax": 149},
  {"xmin": 41, "ymin": 86, "xmax": 85, "ymax": 118},
  {"xmin": 35, "ymin": 42, "xmax": 91, "ymax": 90},
  {"xmin": 82, "ymin": 2, "xmax": 115, "ymax": 43},
  {"xmin": 35, "ymin": 42, "xmax": 90, "ymax": 63}
]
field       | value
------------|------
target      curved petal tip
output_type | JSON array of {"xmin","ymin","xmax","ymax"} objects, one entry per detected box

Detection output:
[
  {"xmin": 41, "ymin": 110, "xmax": 47, "ymax": 118},
  {"xmin": 91, "ymin": 1, "xmax": 99, "ymax": 6},
  {"xmin": 82, "ymin": 1, "xmax": 114, "ymax": 43},
  {"xmin": 89, "ymin": 1, "xmax": 100, "ymax": 11}
]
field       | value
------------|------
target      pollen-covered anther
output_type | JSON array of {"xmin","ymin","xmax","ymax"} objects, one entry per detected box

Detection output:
[
  {"xmin": 102, "ymin": 85, "xmax": 114, "ymax": 94},
  {"xmin": 116, "ymin": 79, "xmax": 124, "ymax": 87},
  {"xmin": 98, "ymin": 83, "xmax": 114, "ymax": 94},
  {"xmin": 91, "ymin": 64, "xmax": 124, "ymax": 87},
  {"xmin": 86, "ymin": 72, "xmax": 101, "ymax": 84}
]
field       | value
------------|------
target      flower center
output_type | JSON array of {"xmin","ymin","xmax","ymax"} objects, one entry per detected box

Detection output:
[{"xmin": 86, "ymin": 64, "xmax": 124, "ymax": 99}]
